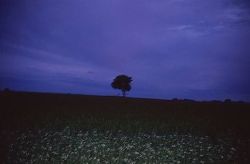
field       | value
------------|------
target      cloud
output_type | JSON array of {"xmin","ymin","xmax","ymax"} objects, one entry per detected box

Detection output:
[
  {"xmin": 167, "ymin": 25, "xmax": 193, "ymax": 31},
  {"xmin": 0, "ymin": 43, "xmax": 116, "ymax": 84},
  {"xmin": 167, "ymin": 24, "xmax": 210, "ymax": 38},
  {"xmin": 232, "ymin": 0, "xmax": 250, "ymax": 9},
  {"xmin": 218, "ymin": 6, "xmax": 250, "ymax": 25}
]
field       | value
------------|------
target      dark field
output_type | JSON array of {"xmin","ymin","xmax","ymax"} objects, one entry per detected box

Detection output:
[{"xmin": 1, "ymin": 91, "xmax": 250, "ymax": 163}]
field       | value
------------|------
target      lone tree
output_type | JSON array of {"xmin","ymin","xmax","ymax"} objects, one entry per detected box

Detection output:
[{"xmin": 111, "ymin": 74, "xmax": 132, "ymax": 97}]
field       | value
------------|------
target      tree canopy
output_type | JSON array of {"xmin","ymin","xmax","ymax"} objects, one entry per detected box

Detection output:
[{"xmin": 111, "ymin": 75, "xmax": 132, "ymax": 97}]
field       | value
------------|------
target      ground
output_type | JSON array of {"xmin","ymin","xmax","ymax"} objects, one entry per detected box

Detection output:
[{"xmin": 1, "ymin": 92, "xmax": 250, "ymax": 163}]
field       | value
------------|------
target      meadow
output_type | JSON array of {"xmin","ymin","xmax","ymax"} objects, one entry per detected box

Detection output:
[{"xmin": 1, "ymin": 91, "xmax": 250, "ymax": 163}]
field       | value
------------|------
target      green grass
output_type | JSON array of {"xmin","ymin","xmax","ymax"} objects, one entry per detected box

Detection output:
[
  {"xmin": 6, "ymin": 128, "xmax": 237, "ymax": 163},
  {"xmin": 1, "ymin": 91, "xmax": 250, "ymax": 163}
]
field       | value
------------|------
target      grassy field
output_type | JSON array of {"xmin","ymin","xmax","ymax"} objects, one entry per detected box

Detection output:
[{"xmin": 1, "ymin": 91, "xmax": 250, "ymax": 163}]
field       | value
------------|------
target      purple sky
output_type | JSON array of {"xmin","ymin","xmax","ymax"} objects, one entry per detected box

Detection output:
[{"xmin": 1, "ymin": 0, "xmax": 250, "ymax": 101}]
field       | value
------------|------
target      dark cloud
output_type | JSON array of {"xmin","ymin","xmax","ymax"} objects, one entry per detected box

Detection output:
[{"xmin": 232, "ymin": 0, "xmax": 250, "ymax": 8}]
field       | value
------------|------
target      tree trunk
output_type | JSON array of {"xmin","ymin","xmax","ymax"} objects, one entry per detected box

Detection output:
[{"xmin": 122, "ymin": 90, "xmax": 126, "ymax": 97}]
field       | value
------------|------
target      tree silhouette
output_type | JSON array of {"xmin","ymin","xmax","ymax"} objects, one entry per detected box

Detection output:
[{"xmin": 111, "ymin": 75, "xmax": 132, "ymax": 97}]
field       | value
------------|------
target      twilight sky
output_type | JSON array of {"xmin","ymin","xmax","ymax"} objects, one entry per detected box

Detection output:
[{"xmin": 1, "ymin": 0, "xmax": 250, "ymax": 101}]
